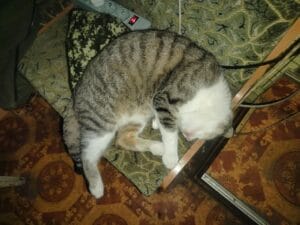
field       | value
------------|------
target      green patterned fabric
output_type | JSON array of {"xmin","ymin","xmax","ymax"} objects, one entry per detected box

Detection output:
[
  {"xmin": 19, "ymin": 0, "xmax": 299, "ymax": 195},
  {"xmin": 19, "ymin": 16, "xmax": 71, "ymax": 115},
  {"xmin": 116, "ymin": 0, "xmax": 299, "ymax": 93}
]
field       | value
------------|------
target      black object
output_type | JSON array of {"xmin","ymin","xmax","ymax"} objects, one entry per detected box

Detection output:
[{"xmin": 0, "ymin": 0, "xmax": 38, "ymax": 109}]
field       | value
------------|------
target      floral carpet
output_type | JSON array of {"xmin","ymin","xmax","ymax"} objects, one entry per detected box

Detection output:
[
  {"xmin": 0, "ymin": 75, "xmax": 299, "ymax": 224},
  {"xmin": 0, "ymin": 96, "xmax": 241, "ymax": 224}
]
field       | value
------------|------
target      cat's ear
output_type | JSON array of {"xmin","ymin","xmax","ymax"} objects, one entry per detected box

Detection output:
[{"xmin": 223, "ymin": 127, "xmax": 234, "ymax": 138}]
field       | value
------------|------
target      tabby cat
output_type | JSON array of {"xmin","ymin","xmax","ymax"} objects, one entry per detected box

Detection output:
[{"xmin": 63, "ymin": 30, "xmax": 233, "ymax": 198}]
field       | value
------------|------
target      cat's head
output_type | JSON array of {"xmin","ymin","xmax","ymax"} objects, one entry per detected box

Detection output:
[
  {"xmin": 177, "ymin": 77, "xmax": 233, "ymax": 141},
  {"xmin": 178, "ymin": 109, "xmax": 233, "ymax": 141}
]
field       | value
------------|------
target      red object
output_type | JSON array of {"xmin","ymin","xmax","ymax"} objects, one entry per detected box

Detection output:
[{"xmin": 129, "ymin": 15, "xmax": 139, "ymax": 25}]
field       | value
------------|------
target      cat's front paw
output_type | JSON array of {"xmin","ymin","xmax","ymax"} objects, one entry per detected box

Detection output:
[
  {"xmin": 162, "ymin": 154, "xmax": 178, "ymax": 169},
  {"xmin": 150, "ymin": 141, "xmax": 165, "ymax": 156},
  {"xmin": 152, "ymin": 118, "xmax": 159, "ymax": 130},
  {"xmin": 89, "ymin": 180, "xmax": 104, "ymax": 199}
]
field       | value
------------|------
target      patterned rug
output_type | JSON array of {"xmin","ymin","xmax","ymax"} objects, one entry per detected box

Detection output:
[
  {"xmin": 0, "ymin": 76, "xmax": 298, "ymax": 224},
  {"xmin": 0, "ymin": 96, "xmax": 242, "ymax": 225}
]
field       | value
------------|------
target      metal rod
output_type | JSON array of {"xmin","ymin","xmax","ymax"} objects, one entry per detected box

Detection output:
[{"xmin": 201, "ymin": 173, "xmax": 269, "ymax": 225}]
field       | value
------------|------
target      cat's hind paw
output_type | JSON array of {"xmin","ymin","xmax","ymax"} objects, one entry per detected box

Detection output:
[
  {"xmin": 149, "ymin": 141, "xmax": 165, "ymax": 156},
  {"xmin": 162, "ymin": 154, "xmax": 178, "ymax": 169},
  {"xmin": 89, "ymin": 180, "xmax": 104, "ymax": 199},
  {"xmin": 152, "ymin": 118, "xmax": 159, "ymax": 130}
]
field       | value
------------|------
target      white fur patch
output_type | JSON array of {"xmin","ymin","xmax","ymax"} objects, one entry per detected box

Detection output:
[
  {"xmin": 178, "ymin": 77, "xmax": 232, "ymax": 140},
  {"xmin": 82, "ymin": 132, "xmax": 116, "ymax": 161}
]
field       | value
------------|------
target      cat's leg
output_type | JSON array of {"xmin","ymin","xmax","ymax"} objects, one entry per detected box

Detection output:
[
  {"xmin": 158, "ymin": 124, "xmax": 179, "ymax": 169},
  {"xmin": 63, "ymin": 101, "xmax": 83, "ymax": 174},
  {"xmin": 81, "ymin": 131, "xmax": 115, "ymax": 198},
  {"xmin": 153, "ymin": 92, "xmax": 179, "ymax": 169},
  {"xmin": 116, "ymin": 124, "xmax": 165, "ymax": 156}
]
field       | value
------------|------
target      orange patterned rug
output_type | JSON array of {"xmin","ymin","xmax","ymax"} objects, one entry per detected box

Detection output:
[
  {"xmin": 0, "ymin": 75, "xmax": 298, "ymax": 225},
  {"xmin": 0, "ymin": 96, "xmax": 241, "ymax": 224}
]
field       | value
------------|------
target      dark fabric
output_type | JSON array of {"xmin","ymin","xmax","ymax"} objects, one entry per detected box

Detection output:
[
  {"xmin": 0, "ymin": 0, "xmax": 36, "ymax": 109},
  {"xmin": 0, "ymin": 0, "xmax": 72, "ymax": 109},
  {"xmin": 66, "ymin": 9, "xmax": 129, "ymax": 93}
]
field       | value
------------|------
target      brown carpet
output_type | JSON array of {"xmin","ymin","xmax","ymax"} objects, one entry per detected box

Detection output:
[
  {"xmin": 0, "ymin": 76, "xmax": 298, "ymax": 225},
  {"xmin": 0, "ymin": 96, "xmax": 241, "ymax": 224}
]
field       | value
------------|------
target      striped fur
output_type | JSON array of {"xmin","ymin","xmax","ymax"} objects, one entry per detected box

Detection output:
[{"xmin": 63, "ymin": 30, "xmax": 232, "ymax": 198}]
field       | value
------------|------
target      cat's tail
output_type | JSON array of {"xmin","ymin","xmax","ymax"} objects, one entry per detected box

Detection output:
[{"xmin": 62, "ymin": 100, "xmax": 83, "ymax": 174}]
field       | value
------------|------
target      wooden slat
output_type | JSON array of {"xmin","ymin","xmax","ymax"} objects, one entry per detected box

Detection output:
[
  {"xmin": 161, "ymin": 18, "xmax": 300, "ymax": 190},
  {"xmin": 38, "ymin": 3, "xmax": 74, "ymax": 35}
]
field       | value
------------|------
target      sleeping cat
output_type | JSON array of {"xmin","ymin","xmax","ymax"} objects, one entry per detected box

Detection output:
[{"xmin": 63, "ymin": 30, "xmax": 233, "ymax": 198}]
